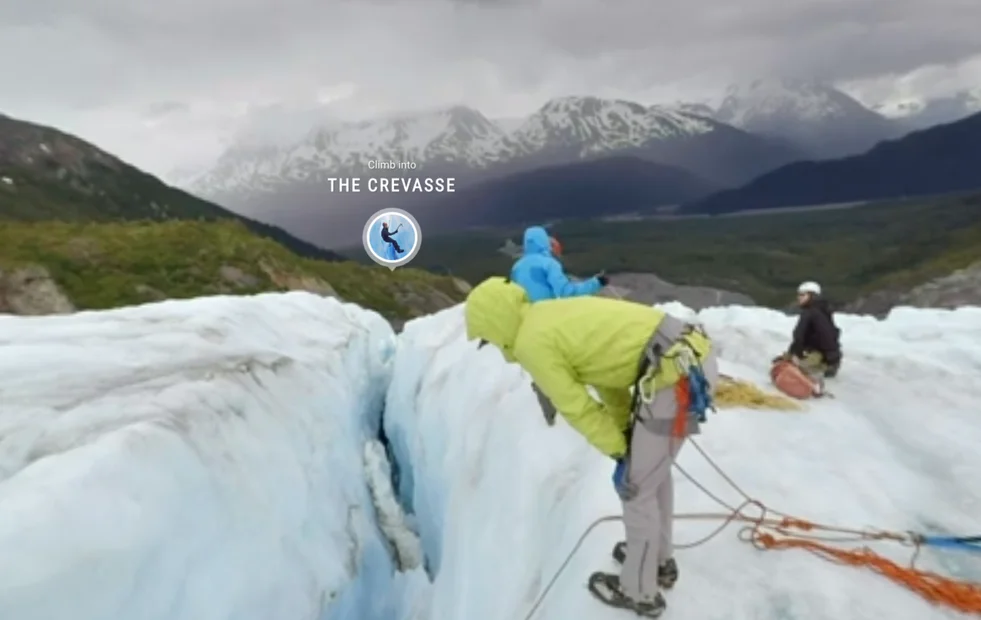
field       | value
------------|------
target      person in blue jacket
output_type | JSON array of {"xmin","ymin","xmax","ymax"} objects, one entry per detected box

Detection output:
[
  {"xmin": 510, "ymin": 226, "xmax": 607, "ymax": 301},
  {"xmin": 509, "ymin": 225, "xmax": 608, "ymax": 425}
]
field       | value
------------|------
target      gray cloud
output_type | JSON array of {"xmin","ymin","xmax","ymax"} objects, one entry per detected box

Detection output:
[
  {"xmin": 143, "ymin": 101, "xmax": 190, "ymax": 119},
  {"xmin": 1, "ymin": 0, "xmax": 979, "ymax": 176}
]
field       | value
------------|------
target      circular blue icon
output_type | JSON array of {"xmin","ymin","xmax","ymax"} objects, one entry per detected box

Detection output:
[{"xmin": 363, "ymin": 208, "xmax": 422, "ymax": 269}]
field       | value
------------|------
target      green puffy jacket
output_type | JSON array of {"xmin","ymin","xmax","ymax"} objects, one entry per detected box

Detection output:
[{"xmin": 465, "ymin": 276, "xmax": 678, "ymax": 458}]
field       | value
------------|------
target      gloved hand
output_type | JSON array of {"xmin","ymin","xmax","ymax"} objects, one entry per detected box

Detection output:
[
  {"xmin": 531, "ymin": 382, "xmax": 558, "ymax": 426},
  {"xmin": 612, "ymin": 458, "xmax": 636, "ymax": 500},
  {"xmin": 595, "ymin": 271, "xmax": 609, "ymax": 287}
]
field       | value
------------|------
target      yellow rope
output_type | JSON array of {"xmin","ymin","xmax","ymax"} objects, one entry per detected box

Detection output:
[{"xmin": 714, "ymin": 375, "xmax": 802, "ymax": 411}]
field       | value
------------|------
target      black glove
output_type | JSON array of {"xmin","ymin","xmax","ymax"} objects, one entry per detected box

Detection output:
[
  {"xmin": 531, "ymin": 382, "xmax": 557, "ymax": 426},
  {"xmin": 595, "ymin": 271, "xmax": 609, "ymax": 287}
]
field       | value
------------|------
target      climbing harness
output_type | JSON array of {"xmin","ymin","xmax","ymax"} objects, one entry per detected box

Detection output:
[
  {"xmin": 618, "ymin": 323, "xmax": 716, "ymax": 499},
  {"xmin": 634, "ymin": 326, "xmax": 712, "ymax": 405},
  {"xmin": 683, "ymin": 363, "xmax": 713, "ymax": 423},
  {"xmin": 520, "ymin": 437, "xmax": 981, "ymax": 620},
  {"xmin": 632, "ymin": 324, "xmax": 717, "ymax": 438}
]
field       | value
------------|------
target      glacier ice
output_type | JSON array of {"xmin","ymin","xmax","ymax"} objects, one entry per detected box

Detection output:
[
  {"xmin": 385, "ymin": 303, "xmax": 981, "ymax": 620},
  {"xmin": 0, "ymin": 292, "xmax": 415, "ymax": 620},
  {"xmin": 2, "ymin": 291, "xmax": 980, "ymax": 620}
]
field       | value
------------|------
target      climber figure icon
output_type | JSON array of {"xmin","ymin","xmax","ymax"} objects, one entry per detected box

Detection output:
[
  {"xmin": 362, "ymin": 208, "xmax": 423, "ymax": 269},
  {"xmin": 381, "ymin": 221, "xmax": 405, "ymax": 254}
]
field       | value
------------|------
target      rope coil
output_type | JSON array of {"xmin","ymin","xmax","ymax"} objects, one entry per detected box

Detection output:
[
  {"xmin": 522, "ymin": 286, "xmax": 979, "ymax": 617},
  {"xmin": 521, "ymin": 438, "xmax": 981, "ymax": 619}
]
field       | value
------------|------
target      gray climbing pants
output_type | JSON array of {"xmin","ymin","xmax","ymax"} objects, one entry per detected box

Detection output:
[{"xmin": 619, "ymin": 316, "xmax": 719, "ymax": 602}]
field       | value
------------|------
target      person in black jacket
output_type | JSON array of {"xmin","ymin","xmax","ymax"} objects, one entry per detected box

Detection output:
[
  {"xmin": 380, "ymin": 222, "xmax": 405, "ymax": 253},
  {"xmin": 776, "ymin": 281, "xmax": 842, "ymax": 378}
]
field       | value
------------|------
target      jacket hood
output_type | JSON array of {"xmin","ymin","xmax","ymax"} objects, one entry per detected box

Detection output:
[
  {"xmin": 803, "ymin": 295, "xmax": 834, "ymax": 315},
  {"xmin": 464, "ymin": 277, "xmax": 529, "ymax": 362},
  {"xmin": 811, "ymin": 296, "xmax": 834, "ymax": 315},
  {"xmin": 522, "ymin": 226, "xmax": 552, "ymax": 256}
]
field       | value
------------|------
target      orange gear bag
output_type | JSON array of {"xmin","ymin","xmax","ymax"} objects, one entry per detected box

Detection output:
[{"xmin": 770, "ymin": 359, "xmax": 823, "ymax": 399}]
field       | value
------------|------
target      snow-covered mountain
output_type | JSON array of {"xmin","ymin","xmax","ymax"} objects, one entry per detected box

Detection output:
[
  {"xmin": 506, "ymin": 96, "xmax": 714, "ymax": 154},
  {"xmin": 715, "ymin": 78, "xmax": 902, "ymax": 158},
  {"xmin": 2, "ymin": 291, "xmax": 979, "ymax": 620},
  {"xmin": 191, "ymin": 99, "xmax": 708, "ymax": 199},
  {"xmin": 670, "ymin": 101, "xmax": 717, "ymax": 118},
  {"xmin": 492, "ymin": 116, "xmax": 526, "ymax": 134},
  {"xmin": 873, "ymin": 88, "xmax": 981, "ymax": 131},
  {"xmin": 190, "ymin": 96, "xmax": 796, "ymax": 201},
  {"xmin": 193, "ymin": 105, "xmax": 513, "ymax": 198},
  {"xmin": 188, "ymin": 96, "xmax": 800, "ymax": 247}
]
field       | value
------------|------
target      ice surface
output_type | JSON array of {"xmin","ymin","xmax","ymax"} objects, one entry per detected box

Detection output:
[
  {"xmin": 363, "ymin": 439, "xmax": 423, "ymax": 571},
  {"xmin": 3, "ymin": 290, "xmax": 979, "ymax": 620},
  {"xmin": 384, "ymin": 302, "xmax": 981, "ymax": 620},
  {"xmin": 0, "ymin": 292, "xmax": 416, "ymax": 620}
]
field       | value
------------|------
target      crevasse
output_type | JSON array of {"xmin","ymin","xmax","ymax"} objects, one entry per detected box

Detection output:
[
  {"xmin": 2, "ymin": 294, "xmax": 981, "ymax": 620},
  {"xmin": 0, "ymin": 293, "xmax": 424, "ymax": 620}
]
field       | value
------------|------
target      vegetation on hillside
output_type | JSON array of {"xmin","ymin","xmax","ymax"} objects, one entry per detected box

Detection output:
[
  {"xmin": 0, "ymin": 113, "xmax": 344, "ymax": 262},
  {"xmin": 0, "ymin": 219, "xmax": 466, "ymax": 319},
  {"xmin": 415, "ymin": 192, "xmax": 981, "ymax": 307}
]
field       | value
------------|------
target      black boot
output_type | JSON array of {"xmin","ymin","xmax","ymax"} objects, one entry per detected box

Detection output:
[
  {"xmin": 588, "ymin": 572, "xmax": 666, "ymax": 618},
  {"xmin": 613, "ymin": 542, "xmax": 679, "ymax": 589}
]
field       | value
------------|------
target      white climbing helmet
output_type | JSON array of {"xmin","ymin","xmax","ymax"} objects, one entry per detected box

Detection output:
[{"xmin": 797, "ymin": 281, "xmax": 822, "ymax": 296}]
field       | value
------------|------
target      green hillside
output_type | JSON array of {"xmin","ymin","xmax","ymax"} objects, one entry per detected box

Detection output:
[
  {"xmin": 0, "ymin": 219, "xmax": 466, "ymax": 318},
  {"xmin": 0, "ymin": 113, "xmax": 342, "ymax": 262},
  {"xmin": 0, "ymin": 112, "xmax": 467, "ymax": 318},
  {"xmin": 415, "ymin": 192, "xmax": 981, "ymax": 307}
]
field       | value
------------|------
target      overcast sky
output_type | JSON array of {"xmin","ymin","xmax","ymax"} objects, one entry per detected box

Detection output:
[{"xmin": 2, "ymin": 0, "xmax": 979, "ymax": 179}]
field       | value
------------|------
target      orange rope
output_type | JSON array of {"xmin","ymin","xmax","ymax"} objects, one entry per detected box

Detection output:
[
  {"xmin": 751, "ymin": 524, "xmax": 981, "ymax": 614},
  {"xmin": 673, "ymin": 439, "xmax": 981, "ymax": 615},
  {"xmin": 671, "ymin": 378, "xmax": 691, "ymax": 438}
]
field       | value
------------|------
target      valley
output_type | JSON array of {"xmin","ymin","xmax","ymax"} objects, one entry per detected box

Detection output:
[
  {"xmin": 409, "ymin": 191, "xmax": 981, "ymax": 311},
  {"xmin": 177, "ymin": 79, "xmax": 981, "ymax": 250},
  {"xmin": 5, "ymin": 7, "xmax": 981, "ymax": 620}
]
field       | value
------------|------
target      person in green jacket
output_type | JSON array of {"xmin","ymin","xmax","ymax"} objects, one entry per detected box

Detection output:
[{"xmin": 464, "ymin": 277, "xmax": 719, "ymax": 618}]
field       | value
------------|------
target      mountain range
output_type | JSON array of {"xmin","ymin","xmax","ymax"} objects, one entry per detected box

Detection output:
[
  {"xmin": 188, "ymin": 94, "xmax": 805, "ymax": 246},
  {"xmin": 685, "ymin": 109, "xmax": 981, "ymax": 214},
  {"xmin": 714, "ymin": 79, "xmax": 904, "ymax": 159},
  {"xmin": 180, "ymin": 78, "xmax": 981, "ymax": 248}
]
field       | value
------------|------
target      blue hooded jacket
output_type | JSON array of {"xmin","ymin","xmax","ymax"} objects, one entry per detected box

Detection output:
[{"xmin": 510, "ymin": 226, "xmax": 603, "ymax": 302}]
